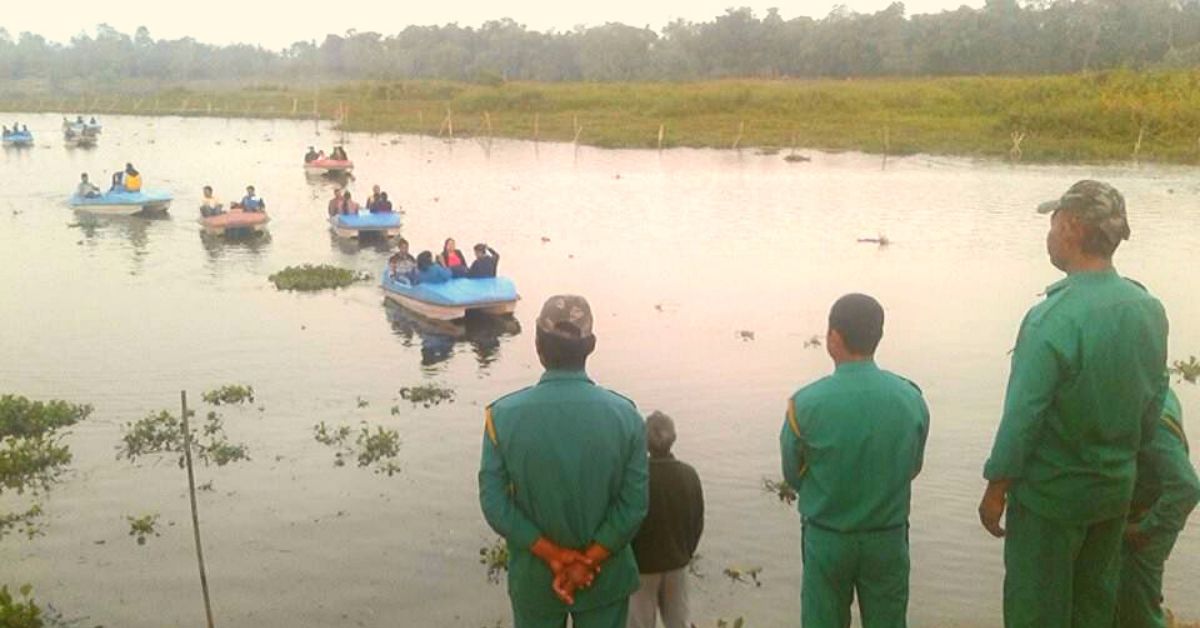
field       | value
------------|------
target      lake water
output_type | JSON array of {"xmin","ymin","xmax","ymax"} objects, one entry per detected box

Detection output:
[{"xmin": 1, "ymin": 113, "xmax": 1198, "ymax": 627}]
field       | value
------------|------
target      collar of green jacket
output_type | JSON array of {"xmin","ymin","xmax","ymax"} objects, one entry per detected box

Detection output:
[
  {"xmin": 537, "ymin": 369, "xmax": 593, "ymax": 384},
  {"xmin": 833, "ymin": 359, "xmax": 879, "ymax": 375},
  {"xmin": 1045, "ymin": 267, "xmax": 1119, "ymax": 295}
]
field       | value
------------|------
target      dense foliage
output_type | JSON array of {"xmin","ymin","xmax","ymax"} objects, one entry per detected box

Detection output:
[
  {"xmin": 0, "ymin": 396, "xmax": 92, "ymax": 540},
  {"xmin": 3, "ymin": 1, "xmax": 1200, "ymax": 84}
]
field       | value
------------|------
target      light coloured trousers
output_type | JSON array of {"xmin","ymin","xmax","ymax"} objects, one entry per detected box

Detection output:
[{"xmin": 626, "ymin": 568, "xmax": 690, "ymax": 628}]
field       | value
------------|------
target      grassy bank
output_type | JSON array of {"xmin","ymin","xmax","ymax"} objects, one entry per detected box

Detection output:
[{"xmin": 4, "ymin": 71, "xmax": 1200, "ymax": 163}]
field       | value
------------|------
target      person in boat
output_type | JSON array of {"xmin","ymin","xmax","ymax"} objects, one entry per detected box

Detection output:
[
  {"xmin": 340, "ymin": 191, "xmax": 361, "ymax": 215},
  {"xmin": 76, "ymin": 116, "xmax": 84, "ymax": 124},
  {"xmin": 439, "ymin": 238, "xmax": 469, "ymax": 277},
  {"xmin": 200, "ymin": 186, "xmax": 224, "ymax": 217},
  {"xmin": 414, "ymin": 251, "xmax": 452, "ymax": 285},
  {"xmin": 20, "ymin": 124, "xmax": 28, "ymax": 134},
  {"xmin": 304, "ymin": 146, "xmax": 320, "ymax": 163},
  {"xmin": 123, "ymin": 164, "xmax": 142, "ymax": 192},
  {"xmin": 368, "ymin": 184, "xmax": 383, "ymax": 208},
  {"xmin": 2, "ymin": 126, "xmax": 8, "ymax": 136},
  {"xmin": 327, "ymin": 189, "xmax": 344, "ymax": 217},
  {"xmin": 89, "ymin": 117, "xmax": 97, "ymax": 125},
  {"xmin": 76, "ymin": 173, "xmax": 101, "ymax": 198},
  {"xmin": 369, "ymin": 191, "xmax": 394, "ymax": 213},
  {"xmin": 110, "ymin": 170, "xmax": 125, "ymax": 192},
  {"xmin": 388, "ymin": 240, "xmax": 418, "ymax": 281},
  {"xmin": 238, "ymin": 186, "xmax": 266, "ymax": 213},
  {"xmin": 467, "ymin": 243, "xmax": 500, "ymax": 278},
  {"xmin": 331, "ymin": 145, "xmax": 348, "ymax": 161}
]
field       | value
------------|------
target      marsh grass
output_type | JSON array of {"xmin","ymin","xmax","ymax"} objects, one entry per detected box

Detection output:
[{"xmin": 6, "ymin": 71, "xmax": 1200, "ymax": 162}]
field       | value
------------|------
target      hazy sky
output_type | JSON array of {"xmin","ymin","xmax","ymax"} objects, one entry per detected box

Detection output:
[{"xmin": 3, "ymin": 0, "xmax": 981, "ymax": 50}]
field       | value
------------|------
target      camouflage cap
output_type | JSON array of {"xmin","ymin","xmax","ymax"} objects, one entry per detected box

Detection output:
[
  {"xmin": 536, "ymin": 295, "xmax": 594, "ymax": 340},
  {"xmin": 1037, "ymin": 180, "xmax": 1131, "ymax": 244}
]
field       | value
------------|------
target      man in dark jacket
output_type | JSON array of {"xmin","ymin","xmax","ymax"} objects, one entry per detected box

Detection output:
[
  {"xmin": 468, "ymin": 243, "xmax": 501, "ymax": 278},
  {"xmin": 628, "ymin": 411, "xmax": 704, "ymax": 628}
]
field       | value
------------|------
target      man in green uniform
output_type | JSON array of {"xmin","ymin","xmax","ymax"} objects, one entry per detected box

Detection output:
[
  {"xmin": 779, "ymin": 293, "xmax": 930, "ymax": 628},
  {"xmin": 979, "ymin": 180, "xmax": 1170, "ymax": 628},
  {"xmin": 1115, "ymin": 387, "xmax": 1200, "ymax": 628},
  {"xmin": 479, "ymin": 294, "xmax": 649, "ymax": 628}
]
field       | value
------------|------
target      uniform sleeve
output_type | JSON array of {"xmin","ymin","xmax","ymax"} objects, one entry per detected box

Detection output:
[
  {"xmin": 914, "ymin": 395, "xmax": 931, "ymax": 479},
  {"xmin": 1136, "ymin": 408, "xmax": 1200, "ymax": 537},
  {"xmin": 984, "ymin": 319, "xmax": 1063, "ymax": 481},
  {"xmin": 780, "ymin": 397, "xmax": 807, "ymax": 491},
  {"xmin": 478, "ymin": 409, "xmax": 543, "ymax": 550},
  {"xmin": 591, "ymin": 413, "xmax": 649, "ymax": 552},
  {"xmin": 686, "ymin": 466, "xmax": 705, "ymax": 558}
]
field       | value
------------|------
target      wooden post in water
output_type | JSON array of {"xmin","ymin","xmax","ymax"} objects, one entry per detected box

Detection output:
[
  {"xmin": 572, "ymin": 115, "xmax": 583, "ymax": 145},
  {"xmin": 657, "ymin": 124, "xmax": 665, "ymax": 151},
  {"xmin": 484, "ymin": 111, "xmax": 493, "ymax": 138},
  {"xmin": 180, "ymin": 391, "xmax": 216, "ymax": 628},
  {"xmin": 732, "ymin": 120, "xmax": 744, "ymax": 150},
  {"xmin": 533, "ymin": 113, "xmax": 540, "ymax": 143},
  {"xmin": 1132, "ymin": 124, "xmax": 1146, "ymax": 162},
  {"xmin": 292, "ymin": 98, "xmax": 298, "ymax": 115}
]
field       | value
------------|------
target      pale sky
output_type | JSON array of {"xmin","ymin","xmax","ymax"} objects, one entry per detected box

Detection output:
[{"xmin": 3, "ymin": 0, "xmax": 982, "ymax": 50}]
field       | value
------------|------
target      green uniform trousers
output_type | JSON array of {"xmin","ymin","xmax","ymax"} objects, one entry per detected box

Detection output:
[
  {"xmin": 1004, "ymin": 501, "xmax": 1124, "ymax": 628},
  {"xmin": 1114, "ymin": 531, "xmax": 1181, "ymax": 628},
  {"xmin": 513, "ymin": 599, "xmax": 629, "ymax": 628},
  {"xmin": 801, "ymin": 523, "xmax": 909, "ymax": 628}
]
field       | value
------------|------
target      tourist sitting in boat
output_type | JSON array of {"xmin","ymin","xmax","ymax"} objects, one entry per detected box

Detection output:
[
  {"xmin": 89, "ymin": 117, "xmax": 97, "ymax": 124},
  {"xmin": 200, "ymin": 186, "xmax": 225, "ymax": 217},
  {"xmin": 339, "ymin": 191, "xmax": 361, "ymax": 215},
  {"xmin": 467, "ymin": 243, "xmax": 500, "ymax": 278},
  {"xmin": 110, "ymin": 171, "xmax": 125, "ymax": 192},
  {"xmin": 369, "ymin": 191, "xmax": 393, "ymax": 213},
  {"xmin": 326, "ymin": 189, "xmax": 343, "ymax": 216},
  {"xmin": 237, "ymin": 186, "xmax": 266, "ymax": 213},
  {"xmin": 388, "ymin": 241, "xmax": 418, "ymax": 281},
  {"xmin": 414, "ymin": 251, "xmax": 452, "ymax": 285},
  {"xmin": 2, "ymin": 126, "xmax": 8, "ymax": 136},
  {"xmin": 76, "ymin": 173, "xmax": 101, "ymax": 198},
  {"xmin": 438, "ymin": 238, "xmax": 469, "ymax": 277},
  {"xmin": 330, "ymin": 146, "xmax": 349, "ymax": 161},
  {"xmin": 20, "ymin": 125, "xmax": 28, "ymax": 133},
  {"xmin": 123, "ymin": 164, "xmax": 142, "ymax": 192},
  {"xmin": 76, "ymin": 116, "xmax": 84, "ymax": 124},
  {"xmin": 304, "ymin": 146, "xmax": 320, "ymax": 163}
]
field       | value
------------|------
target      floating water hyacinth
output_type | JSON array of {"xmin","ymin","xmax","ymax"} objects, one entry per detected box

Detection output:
[{"xmin": 269, "ymin": 264, "xmax": 370, "ymax": 292}]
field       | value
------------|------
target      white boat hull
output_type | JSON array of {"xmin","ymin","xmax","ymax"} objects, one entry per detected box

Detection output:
[
  {"xmin": 382, "ymin": 291, "xmax": 519, "ymax": 321},
  {"xmin": 72, "ymin": 200, "xmax": 172, "ymax": 216}
]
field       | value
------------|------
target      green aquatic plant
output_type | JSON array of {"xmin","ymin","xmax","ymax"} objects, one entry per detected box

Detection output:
[
  {"xmin": 268, "ymin": 264, "xmax": 371, "ymax": 292},
  {"xmin": 356, "ymin": 396, "xmax": 369, "ymax": 409},
  {"xmin": 126, "ymin": 514, "xmax": 160, "ymax": 546},
  {"xmin": 479, "ymin": 537, "xmax": 509, "ymax": 584},
  {"xmin": 716, "ymin": 619, "xmax": 746, "ymax": 628},
  {"xmin": 1171, "ymin": 356, "xmax": 1200, "ymax": 384},
  {"xmin": 201, "ymin": 385, "xmax": 255, "ymax": 406},
  {"xmin": 0, "ymin": 584, "xmax": 41, "ymax": 627},
  {"xmin": 313, "ymin": 422, "xmax": 402, "ymax": 476},
  {"xmin": 762, "ymin": 477, "xmax": 797, "ymax": 507},
  {"xmin": 0, "ymin": 395, "xmax": 92, "ymax": 540},
  {"xmin": 399, "ymin": 384, "xmax": 456, "ymax": 408},
  {"xmin": 118, "ymin": 409, "xmax": 249, "ymax": 468}
]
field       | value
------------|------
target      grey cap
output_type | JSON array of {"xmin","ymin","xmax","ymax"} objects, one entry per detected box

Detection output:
[
  {"xmin": 536, "ymin": 295, "xmax": 594, "ymax": 340},
  {"xmin": 1037, "ymin": 180, "xmax": 1130, "ymax": 244}
]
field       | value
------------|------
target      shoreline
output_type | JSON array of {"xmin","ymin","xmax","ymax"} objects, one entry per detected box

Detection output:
[{"xmin": 4, "ymin": 72, "xmax": 1200, "ymax": 165}]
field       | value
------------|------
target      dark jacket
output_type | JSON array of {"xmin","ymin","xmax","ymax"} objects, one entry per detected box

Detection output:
[
  {"xmin": 630, "ymin": 454, "xmax": 704, "ymax": 573},
  {"xmin": 467, "ymin": 247, "xmax": 500, "ymax": 278}
]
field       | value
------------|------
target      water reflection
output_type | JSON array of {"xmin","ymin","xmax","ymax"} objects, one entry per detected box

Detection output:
[
  {"xmin": 199, "ymin": 229, "xmax": 272, "ymax": 259},
  {"xmin": 329, "ymin": 230, "xmax": 395, "ymax": 254},
  {"xmin": 383, "ymin": 301, "xmax": 521, "ymax": 369},
  {"xmin": 71, "ymin": 213, "xmax": 170, "ymax": 273}
]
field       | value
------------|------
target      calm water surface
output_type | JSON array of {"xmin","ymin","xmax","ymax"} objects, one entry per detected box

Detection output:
[{"xmin": 1, "ymin": 113, "xmax": 1198, "ymax": 627}]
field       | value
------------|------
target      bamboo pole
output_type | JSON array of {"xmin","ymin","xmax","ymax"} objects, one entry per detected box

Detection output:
[
  {"xmin": 292, "ymin": 98, "xmax": 298, "ymax": 115},
  {"xmin": 533, "ymin": 113, "xmax": 540, "ymax": 142},
  {"xmin": 732, "ymin": 120, "xmax": 744, "ymax": 150},
  {"xmin": 572, "ymin": 115, "xmax": 583, "ymax": 145},
  {"xmin": 657, "ymin": 123, "xmax": 665, "ymax": 150},
  {"xmin": 484, "ymin": 111, "xmax": 493, "ymax": 137},
  {"xmin": 447, "ymin": 108, "xmax": 453, "ymax": 138},
  {"xmin": 180, "ymin": 391, "xmax": 216, "ymax": 628},
  {"xmin": 1133, "ymin": 124, "xmax": 1146, "ymax": 162}
]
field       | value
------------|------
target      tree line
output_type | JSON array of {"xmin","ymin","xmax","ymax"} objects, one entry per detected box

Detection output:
[{"xmin": 3, "ymin": 0, "xmax": 1200, "ymax": 84}]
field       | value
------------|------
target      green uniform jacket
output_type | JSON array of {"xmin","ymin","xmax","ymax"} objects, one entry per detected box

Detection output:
[
  {"xmin": 984, "ymin": 269, "xmax": 1169, "ymax": 524},
  {"xmin": 1130, "ymin": 389, "xmax": 1200, "ymax": 537},
  {"xmin": 478, "ymin": 369, "xmax": 649, "ymax": 614},
  {"xmin": 780, "ymin": 360, "xmax": 930, "ymax": 531}
]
